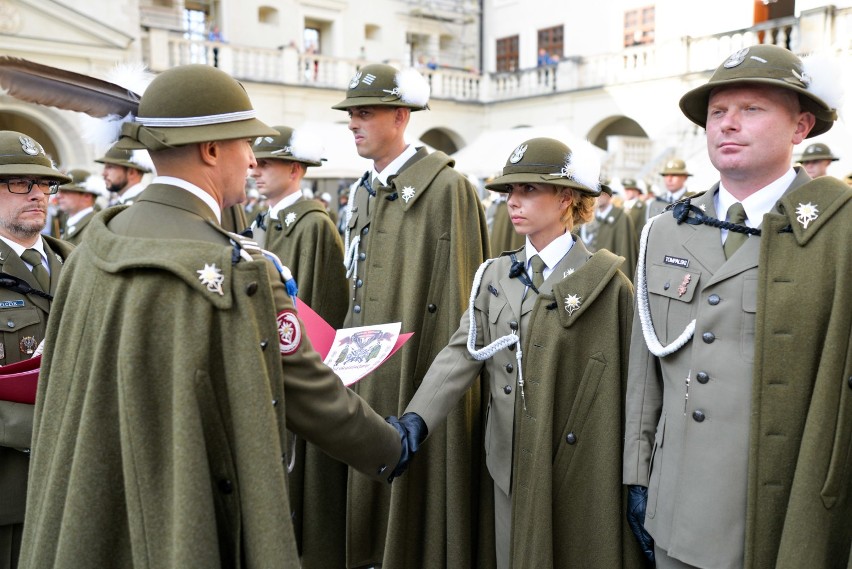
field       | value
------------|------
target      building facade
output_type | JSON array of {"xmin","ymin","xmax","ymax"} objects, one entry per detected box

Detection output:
[{"xmin": 1, "ymin": 0, "xmax": 850, "ymax": 194}]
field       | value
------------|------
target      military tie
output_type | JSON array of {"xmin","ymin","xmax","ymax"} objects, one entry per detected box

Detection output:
[
  {"xmin": 21, "ymin": 248, "xmax": 50, "ymax": 291},
  {"xmin": 723, "ymin": 202, "xmax": 748, "ymax": 259},
  {"xmin": 529, "ymin": 254, "xmax": 545, "ymax": 289}
]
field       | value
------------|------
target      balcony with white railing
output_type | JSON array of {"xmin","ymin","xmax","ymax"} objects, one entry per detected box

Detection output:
[{"xmin": 139, "ymin": 6, "xmax": 850, "ymax": 104}]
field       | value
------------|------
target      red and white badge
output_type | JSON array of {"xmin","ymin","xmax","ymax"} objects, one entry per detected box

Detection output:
[{"xmin": 277, "ymin": 310, "xmax": 302, "ymax": 355}]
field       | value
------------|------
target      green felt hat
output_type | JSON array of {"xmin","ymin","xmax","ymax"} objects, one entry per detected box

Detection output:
[
  {"xmin": 116, "ymin": 64, "xmax": 277, "ymax": 151},
  {"xmin": 332, "ymin": 63, "xmax": 430, "ymax": 111},
  {"xmin": 679, "ymin": 44, "xmax": 836, "ymax": 138},
  {"xmin": 252, "ymin": 126, "xmax": 324, "ymax": 167},
  {"xmin": 485, "ymin": 137, "xmax": 601, "ymax": 196},
  {"xmin": 0, "ymin": 131, "xmax": 70, "ymax": 183}
]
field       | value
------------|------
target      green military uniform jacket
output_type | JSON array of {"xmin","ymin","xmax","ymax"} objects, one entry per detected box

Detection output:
[
  {"xmin": 19, "ymin": 184, "xmax": 401, "ymax": 569},
  {"xmin": 62, "ymin": 210, "xmax": 95, "ymax": 246},
  {"xmin": 624, "ymin": 198, "xmax": 647, "ymax": 241},
  {"xmin": 624, "ymin": 171, "xmax": 852, "ymax": 568},
  {"xmin": 0, "ymin": 235, "xmax": 71, "ymax": 569},
  {"xmin": 252, "ymin": 197, "xmax": 348, "ymax": 328},
  {"xmin": 250, "ymin": 196, "xmax": 349, "ymax": 567},
  {"xmin": 489, "ymin": 199, "xmax": 524, "ymax": 255},
  {"xmin": 591, "ymin": 205, "xmax": 639, "ymax": 280},
  {"xmin": 343, "ymin": 148, "xmax": 491, "ymax": 568},
  {"xmin": 407, "ymin": 241, "xmax": 644, "ymax": 569}
]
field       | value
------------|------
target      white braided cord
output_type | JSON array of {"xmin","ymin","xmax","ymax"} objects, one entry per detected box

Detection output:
[
  {"xmin": 636, "ymin": 214, "xmax": 696, "ymax": 357},
  {"xmin": 466, "ymin": 259, "xmax": 520, "ymax": 360},
  {"xmin": 465, "ymin": 258, "xmax": 526, "ymax": 409},
  {"xmin": 342, "ymin": 181, "xmax": 360, "ymax": 279}
]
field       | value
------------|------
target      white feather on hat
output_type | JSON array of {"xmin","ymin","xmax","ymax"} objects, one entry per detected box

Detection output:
[
  {"xmin": 562, "ymin": 136, "xmax": 601, "ymax": 193},
  {"xmin": 288, "ymin": 128, "xmax": 325, "ymax": 163},
  {"xmin": 82, "ymin": 63, "xmax": 155, "ymax": 151},
  {"xmin": 395, "ymin": 68, "xmax": 430, "ymax": 107},
  {"xmin": 129, "ymin": 149, "xmax": 155, "ymax": 174},
  {"xmin": 801, "ymin": 51, "xmax": 846, "ymax": 115}
]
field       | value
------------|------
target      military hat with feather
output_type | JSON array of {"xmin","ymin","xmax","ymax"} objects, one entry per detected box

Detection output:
[
  {"xmin": 0, "ymin": 57, "xmax": 276, "ymax": 150},
  {"xmin": 252, "ymin": 126, "xmax": 325, "ymax": 167},
  {"xmin": 486, "ymin": 137, "xmax": 602, "ymax": 196},
  {"xmin": 58, "ymin": 169, "xmax": 104, "ymax": 196},
  {"xmin": 679, "ymin": 44, "xmax": 841, "ymax": 138},
  {"xmin": 332, "ymin": 63, "xmax": 430, "ymax": 111}
]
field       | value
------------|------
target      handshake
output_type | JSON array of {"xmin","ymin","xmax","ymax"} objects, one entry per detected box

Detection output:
[{"xmin": 384, "ymin": 413, "xmax": 428, "ymax": 482}]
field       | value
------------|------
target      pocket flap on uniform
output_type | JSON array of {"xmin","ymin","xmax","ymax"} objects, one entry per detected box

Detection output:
[
  {"xmin": 0, "ymin": 308, "xmax": 40, "ymax": 332},
  {"xmin": 742, "ymin": 275, "xmax": 757, "ymax": 313},
  {"xmin": 647, "ymin": 264, "xmax": 701, "ymax": 303}
]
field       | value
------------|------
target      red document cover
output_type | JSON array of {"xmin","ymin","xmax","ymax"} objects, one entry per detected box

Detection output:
[{"xmin": 0, "ymin": 355, "xmax": 40, "ymax": 404}]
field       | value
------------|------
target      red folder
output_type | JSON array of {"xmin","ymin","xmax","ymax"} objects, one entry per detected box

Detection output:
[
  {"xmin": 296, "ymin": 300, "xmax": 412, "ymax": 364},
  {"xmin": 0, "ymin": 355, "xmax": 40, "ymax": 404}
]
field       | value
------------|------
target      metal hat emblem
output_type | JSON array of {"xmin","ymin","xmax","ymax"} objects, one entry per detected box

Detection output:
[
  {"xmin": 509, "ymin": 144, "xmax": 528, "ymax": 164},
  {"xmin": 19, "ymin": 136, "xmax": 39, "ymax": 156},
  {"xmin": 723, "ymin": 47, "xmax": 749, "ymax": 69},
  {"xmin": 349, "ymin": 71, "xmax": 362, "ymax": 89}
]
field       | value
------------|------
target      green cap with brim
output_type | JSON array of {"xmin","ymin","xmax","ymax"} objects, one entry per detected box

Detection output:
[
  {"xmin": 95, "ymin": 144, "xmax": 152, "ymax": 172},
  {"xmin": 679, "ymin": 44, "xmax": 836, "ymax": 138},
  {"xmin": 621, "ymin": 178, "xmax": 643, "ymax": 193},
  {"xmin": 252, "ymin": 126, "xmax": 324, "ymax": 167},
  {"xmin": 116, "ymin": 65, "xmax": 277, "ymax": 151},
  {"xmin": 332, "ymin": 64, "xmax": 430, "ymax": 111},
  {"xmin": 485, "ymin": 137, "xmax": 601, "ymax": 196},
  {"xmin": 59, "ymin": 168, "xmax": 100, "ymax": 195},
  {"xmin": 660, "ymin": 158, "xmax": 692, "ymax": 176},
  {"xmin": 0, "ymin": 131, "xmax": 71, "ymax": 183},
  {"xmin": 799, "ymin": 142, "xmax": 839, "ymax": 162}
]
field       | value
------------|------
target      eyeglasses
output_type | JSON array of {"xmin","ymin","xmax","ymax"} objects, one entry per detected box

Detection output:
[{"xmin": 2, "ymin": 178, "xmax": 60, "ymax": 195}]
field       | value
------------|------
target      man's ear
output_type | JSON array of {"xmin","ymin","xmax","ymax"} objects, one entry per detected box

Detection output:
[
  {"xmin": 198, "ymin": 141, "xmax": 218, "ymax": 166},
  {"xmin": 793, "ymin": 112, "xmax": 817, "ymax": 145}
]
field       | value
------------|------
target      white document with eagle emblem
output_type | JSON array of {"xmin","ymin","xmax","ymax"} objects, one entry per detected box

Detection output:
[{"xmin": 323, "ymin": 322, "xmax": 402, "ymax": 386}]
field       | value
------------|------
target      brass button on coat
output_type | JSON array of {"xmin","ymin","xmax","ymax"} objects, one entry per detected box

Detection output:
[
  {"xmin": 505, "ymin": 363, "xmax": 513, "ymax": 373},
  {"xmin": 692, "ymin": 410, "xmax": 706, "ymax": 423},
  {"xmin": 427, "ymin": 304, "xmax": 437, "ymax": 313},
  {"xmin": 702, "ymin": 332, "xmax": 716, "ymax": 344},
  {"xmin": 696, "ymin": 371, "xmax": 709, "ymax": 384},
  {"xmin": 707, "ymin": 294, "xmax": 720, "ymax": 305},
  {"xmin": 503, "ymin": 385, "xmax": 512, "ymax": 395},
  {"xmin": 509, "ymin": 320, "xmax": 518, "ymax": 331},
  {"xmin": 565, "ymin": 432, "xmax": 577, "ymax": 445},
  {"xmin": 245, "ymin": 282, "xmax": 258, "ymax": 296},
  {"xmin": 358, "ymin": 252, "xmax": 366, "ymax": 261},
  {"xmin": 353, "ymin": 305, "xmax": 361, "ymax": 313}
]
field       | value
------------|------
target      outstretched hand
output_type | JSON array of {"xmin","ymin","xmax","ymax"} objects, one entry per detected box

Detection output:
[{"xmin": 385, "ymin": 412, "xmax": 428, "ymax": 482}]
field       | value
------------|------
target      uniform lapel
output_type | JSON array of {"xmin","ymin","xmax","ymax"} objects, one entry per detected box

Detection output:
[
  {"xmin": 681, "ymin": 188, "xmax": 726, "ymax": 276},
  {"xmin": 43, "ymin": 238, "xmax": 64, "ymax": 297},
  {"xmin": 499, "ymin": 251, "xmax": 528, "ymax": 323},
  {"xmin": 0, "ymin": 240, "xmax": 51, "ymax": 313}
]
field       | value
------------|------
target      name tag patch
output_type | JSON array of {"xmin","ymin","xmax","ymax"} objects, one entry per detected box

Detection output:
[
  {"xmin": 0, "ymin": 300, "xmax": 24, "ymax": 309},
  {"xmin": 664, "ymin": 255, "xmax": 690, "ymax": 268}
]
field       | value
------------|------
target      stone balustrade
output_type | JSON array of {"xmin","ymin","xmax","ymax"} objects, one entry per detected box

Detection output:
[{"xmin": 140, "ymin": 6, "xmax": 849, "ymax": 104}]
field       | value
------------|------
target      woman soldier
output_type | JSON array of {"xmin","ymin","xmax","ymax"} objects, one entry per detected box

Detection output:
[{"xmin": 390, "ymin": 137, "xmax": 645, "ymax": 569}]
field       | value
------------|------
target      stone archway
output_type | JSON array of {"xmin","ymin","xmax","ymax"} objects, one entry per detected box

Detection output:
[
  {"xmin": 0, "ymin": 100, "xmax": 88, "ymax": 169},
  {"xmin": 418, "ymin": 126, "xmax": 464, "ymax": 155},
  {"xmin": 587, "ymin": 115, "xmax": 648, "ymax": 151}
]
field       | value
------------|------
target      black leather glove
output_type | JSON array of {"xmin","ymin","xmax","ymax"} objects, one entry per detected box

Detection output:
[
  {"xmin": 385, "ymin": 412, "xmax": 428, "ymax": 482},
  {"xmin": 627, "ymin": 485, "xmax": 656, "ymax": 564}
]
